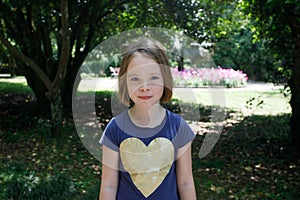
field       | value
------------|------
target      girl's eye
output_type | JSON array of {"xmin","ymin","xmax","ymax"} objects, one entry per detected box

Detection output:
[
  {"xmin": 150, "ymin": 76, "xmax": 160, "ymax": 81},
  {"xmin": 130, "ymin": 77, "xmax": 139, "ymax": 81}
]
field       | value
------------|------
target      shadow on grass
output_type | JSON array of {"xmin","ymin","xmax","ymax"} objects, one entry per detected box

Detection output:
[{"xmin": 193, "ymin": 114, "xmax": 300, "ymax": 199}]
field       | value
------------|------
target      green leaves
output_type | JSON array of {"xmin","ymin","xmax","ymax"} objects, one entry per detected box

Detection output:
[{"xmin": 4, "ymin": 171, "xmax": 76, "ymax": 199}]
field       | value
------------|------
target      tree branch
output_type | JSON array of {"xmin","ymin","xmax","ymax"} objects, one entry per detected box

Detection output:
[
  {"xmin": 0, "ymin": 32, "xmax": 52, "ymax": 91},
  {"xmin": 50, "ymin": 0, "xmax": 70, "ymax": 98}
]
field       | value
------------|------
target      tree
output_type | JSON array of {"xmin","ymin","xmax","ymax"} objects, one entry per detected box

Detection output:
[
  {"xmin": 243, "ymin": 0, "xmax": 300, "ymax": 153},
  {"xmin": 0, "ymin": 0, "xmax": 70, "ymax": 133},
  {"xmin": 208, "ymin": 1, "xmax": 277, "ymax": 81},
  {"xmin": 0, "ymin": 0, "xmax": 176, "ymax": 134}
]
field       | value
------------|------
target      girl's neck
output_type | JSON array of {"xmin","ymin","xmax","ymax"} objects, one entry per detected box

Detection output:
[{"xmin": 128, "ymin": 104, "xmax": 166, "ymax": 128}]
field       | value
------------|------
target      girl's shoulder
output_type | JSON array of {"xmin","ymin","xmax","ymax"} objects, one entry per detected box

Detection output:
[
  {"xmin": 106, "ymin": 111, "xmax": 128, "ymax": 126},
  {"xmin": 165, "ymin": 109, "xmax": 183, "ymax": 122}
]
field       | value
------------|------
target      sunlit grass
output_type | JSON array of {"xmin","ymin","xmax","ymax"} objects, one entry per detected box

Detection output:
[
  {"xmin": 0, "ymin": 76, "xmax": 31, "ymax": 93},
  {"xmin": 173, "ymin": 87, "xmax": 290, "ymax": 115},
  {"xmin": 192, "ymin": 89, "xmax": 290, "ymax": 115}
]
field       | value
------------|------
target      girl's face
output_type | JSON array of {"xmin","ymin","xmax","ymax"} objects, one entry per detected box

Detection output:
[{"xmin": 126, "ymin": 53, "xmax": 164, "ymax": 109}]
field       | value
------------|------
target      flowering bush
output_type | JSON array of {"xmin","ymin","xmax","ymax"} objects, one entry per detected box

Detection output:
[{"xmin": 171, "ymin": 67, "xmax": 248, "ymax": 88}]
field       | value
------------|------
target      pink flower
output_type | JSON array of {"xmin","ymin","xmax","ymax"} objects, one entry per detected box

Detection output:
[{"xmin": 171, "ymin": 66, "xmax": 248, "ymax": 87}]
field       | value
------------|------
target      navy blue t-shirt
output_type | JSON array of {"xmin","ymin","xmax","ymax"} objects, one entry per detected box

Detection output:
[{"xmin": 100, "ymin": 109, "xmax": 195, "ymax": 200}]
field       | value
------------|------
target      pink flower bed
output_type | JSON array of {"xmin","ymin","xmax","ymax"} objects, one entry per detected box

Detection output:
[{"xmin": 171, "ymin": 67, "xmax": 248, "ymax": 88}]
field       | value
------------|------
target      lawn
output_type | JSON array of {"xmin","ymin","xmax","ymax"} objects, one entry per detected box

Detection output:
[{"xmin": 0, "ymin": 77, "xmax": 299, "ymax": 199}]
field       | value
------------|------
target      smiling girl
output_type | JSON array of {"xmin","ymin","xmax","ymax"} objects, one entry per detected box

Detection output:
[{"xmin": 99, "ymin": 37, "xmax": 196, "ymax": 200}]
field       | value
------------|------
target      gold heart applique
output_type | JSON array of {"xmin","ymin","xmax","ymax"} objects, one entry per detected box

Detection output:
[{"xmin": 120, "ymin": 137, "xmax": 174, "ymax": 198}]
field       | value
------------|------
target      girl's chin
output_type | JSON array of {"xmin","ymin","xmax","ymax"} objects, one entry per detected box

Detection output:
[{"xmin": 133, "ymin": 101, "xmax": 160, "ymax": 109}]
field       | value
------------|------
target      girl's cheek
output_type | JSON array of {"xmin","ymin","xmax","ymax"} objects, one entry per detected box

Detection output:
[{"xmin": 127, "ymin": 85, "xmax": 138, "ymax": 97}]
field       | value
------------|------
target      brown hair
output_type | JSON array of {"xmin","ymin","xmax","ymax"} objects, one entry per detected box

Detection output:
[{"xmin": 118, "ymin": 37, "xmax": 173, "ymax": 106}]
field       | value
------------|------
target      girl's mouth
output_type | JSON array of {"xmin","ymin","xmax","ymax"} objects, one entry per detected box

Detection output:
[{"xmin": 138, "ymin": 96, "xmax": 153, "ymax": 100}]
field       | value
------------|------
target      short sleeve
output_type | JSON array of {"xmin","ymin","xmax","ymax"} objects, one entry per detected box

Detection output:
[
  {"xmin": 99, "ymin": 119, "xmax": 120, "ymax": 152},
  {"xmin": 172, "ymin": 117, "xmax": 196, "ymax": 150}
]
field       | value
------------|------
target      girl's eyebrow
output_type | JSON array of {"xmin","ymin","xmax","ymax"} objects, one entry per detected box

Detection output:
[
  {"xmin": 127, "ymin": 73, "xmax": 139, "ymax": 77},
  {"xmin": 149, "ymin": 72, "xmax": 161, "ymax": 75},
  {"xmin": 127, "ymin": 72, "xmax": 161, "ymax": 76}
]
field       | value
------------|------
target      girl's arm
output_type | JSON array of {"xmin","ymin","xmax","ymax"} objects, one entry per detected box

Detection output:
[
  {"xmin": 176, "ymin": 142, "xmax": 197, "ymax": 200},
  {"xmin": 99, "ymin": 146, "xmax": 119, "ymax": 200}
]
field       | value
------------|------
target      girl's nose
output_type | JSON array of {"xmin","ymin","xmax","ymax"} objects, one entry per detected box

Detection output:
[{"xmin": 139, "ymin": 82, "xmax": 150, "ymax": 91}]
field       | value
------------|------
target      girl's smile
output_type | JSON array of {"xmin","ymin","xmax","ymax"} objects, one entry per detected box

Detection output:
[{"xmin": 138, "ymin": 95, "xmax": 153, "ymax": 100}]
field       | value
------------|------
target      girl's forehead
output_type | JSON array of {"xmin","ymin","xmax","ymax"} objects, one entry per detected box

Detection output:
[{"xmin": 127, "ymin": 54, "xmax": 161, "ymax": 74}]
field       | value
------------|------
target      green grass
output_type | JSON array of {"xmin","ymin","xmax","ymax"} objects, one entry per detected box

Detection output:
[
  {"xmin": 1, "ymin": 76, "xmax": 299, "ymax": 199},
  {"xmin": 0, "ymin": 76, "xmax": 32, "ymax": 94},
  {"xmin": 173, "ymin": 88, "xmax": 290, "ymax": 115}
]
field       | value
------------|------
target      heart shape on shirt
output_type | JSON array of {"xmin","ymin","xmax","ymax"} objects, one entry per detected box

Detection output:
[{"xmin": 120, "ymin": 137, "xmax": 174, "ymax": 198}]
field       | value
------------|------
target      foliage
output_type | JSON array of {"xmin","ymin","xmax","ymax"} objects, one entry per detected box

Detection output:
[
  {"xmin": 35, "ymin": 117, "xmax": 54, "ymax": 136},
  {"xmin": 213, "ymin": 26, "xmax": 280, "ymax": 82},
  {"xmin": 1, "ymin": 171, "xmax": 75, "ymax": 200},
  {"xmin": 203, "ymin": 1, "xmax": 283, "ymax": 82},
  {"xmin": 164, "ymin": 0, "xmax": 239, "ymax": 44},
  {"xmin": 80, "ymin": 52, "xmax": 120, "ymax": 78},
  {"xmin": 245, "ymin": 96, "xmax": 264, "ymax": 111},
  {"xmin": 241, "ymin": 0, "xmax": 296, "ymax": 83},
  {"xmin": 172, "ymin": 67, "xmax": 248, "ymax": 88}
]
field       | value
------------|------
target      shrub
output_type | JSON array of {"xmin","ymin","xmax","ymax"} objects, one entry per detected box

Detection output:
[
  {"xmin": 171, "ymin": 67, "xmax": 248, "ymax": 88},
  {"xmin": 3, "ymin": 171, "xmax": 76, "ymax": 200}
]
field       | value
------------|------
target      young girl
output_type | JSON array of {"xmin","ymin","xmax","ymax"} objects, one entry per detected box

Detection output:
[{"xmin": 99, "ymin": 37, "xmax": 196, "ymax": 200}]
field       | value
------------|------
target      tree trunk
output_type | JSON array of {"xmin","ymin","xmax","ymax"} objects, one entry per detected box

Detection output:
[
  {"xmin": 24, "ymin": 68, "xmax": 51, "ymax": 116},
  {"xmin": 289, "ymin": 77, "xmax": 300, "ymax": 153},
  {"xmin": 24, "ymin": 66, "xmax": 63, "ymax": 135},
  {"xmin": 62, "ymin": 68, "xmax": 79, "ymax": 115},
  {"xmin": 50, "ymin": 90, "xmax": 63, "ymax": 135},
  {"xmin": 177, "ymin": 56, "xmax": 184, "ymax": 71},
  {"xmin": 47, "ymin": 0, "xmax": 70, "ymax": 134},
  {"xmin": 288, "ymin": 13, "xmax": 300, "ymax": 154},
  {"xmin": 62, "ymin": 54, "xmax": 87, "ymax": 115},
  {"xmin": 289, "ymin": 41, "xmax": 300, "ymax": 154},
  {"xmin": 8, "ymin": 56, "xmax": 16, "ymax": 77}
]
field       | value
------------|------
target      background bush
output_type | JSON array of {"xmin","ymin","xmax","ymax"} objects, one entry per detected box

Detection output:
[{"xmin": 1, "ymin": 171, "xmax": 76, "ymax": 200}]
